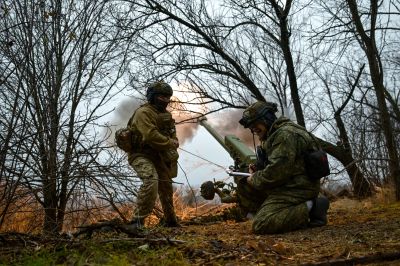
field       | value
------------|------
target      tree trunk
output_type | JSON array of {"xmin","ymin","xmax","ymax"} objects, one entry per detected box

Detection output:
[
  {"xmin": 271, "ymin": 0, "xmax": 371, "ymax": 196},
  {"xmin": 280, "ymin": 17, "xmax": 305, "ymax": 127},
  {"xmin": 346, "ymin": 0, "xmax": 400, "ymax": 200},
  {"xmin": 370, "ymin": 74, "xmax": 400, "ymax": 199},
  {"xmin": 270, "ymin": 0, "xmax": 305, "ymax": 127},
  {"xmin": 42, "ymin": 178, "xmax": 59, "ymax": 235},
  {"xmin": 333, "ymin": 108, "xmax": 372, "ymax": 197},
  {"xmin": 320, "ymin": 139, "xmax": 372, "ymax": 198}
]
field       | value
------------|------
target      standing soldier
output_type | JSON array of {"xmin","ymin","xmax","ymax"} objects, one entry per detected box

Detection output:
[
  {"xmin": 126, "ymin": 81, "xmax": 179, "ymax": 228},
  {"xmin": 239, "ymin": 101, "xmax": 330, "ymax": 234}
]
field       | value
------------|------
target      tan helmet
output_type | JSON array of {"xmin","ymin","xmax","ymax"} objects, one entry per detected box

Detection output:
[{"xmin": 239, "ymin": 101, "xmax": 278, "ymax": 128}]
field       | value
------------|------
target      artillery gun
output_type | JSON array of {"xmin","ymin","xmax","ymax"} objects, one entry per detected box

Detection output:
[{"xmin": 198, "ymin": 117, "xmax": 266, "ymax": 215}]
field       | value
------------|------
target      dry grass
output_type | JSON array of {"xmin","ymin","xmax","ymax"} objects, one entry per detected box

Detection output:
[
  {"xmin": 0, "ymin": 186, "xmax": 224, "ymax": 233},
  {"xmin": 2, "ymin": 186, "xmax": 400, "ymax": 265},
  {"xmin": 372, "ymin": 185, "xmax": 396, "ymax": 204},
  {"xmin": 0, "ymin": 185, "xmax": 398, "ymax": 234}
]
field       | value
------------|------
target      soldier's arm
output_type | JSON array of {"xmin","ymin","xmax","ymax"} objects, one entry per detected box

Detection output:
[
  {"xmin": 134, "ymin": 109, "xmax": 176, "ymax": 150},
  {"xmin": 250, "ymin": 132, "xmax": 298, "ymax": 190},
  {"xmin": 171, "ymin": 123, "xmax": 179, "ymax": 147},
  {"xmin": 214, "ymin": 188, "xmax": 237, "ymax": 203}
]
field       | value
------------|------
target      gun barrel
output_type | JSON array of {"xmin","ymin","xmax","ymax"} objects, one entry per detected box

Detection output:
[
  {"xmin": 198, "ymin": 117, "xmax": 256, "ymax": 171},
  {"xmin": 198, "ymin": 117, "xmax": 230, "ymax": 153}
]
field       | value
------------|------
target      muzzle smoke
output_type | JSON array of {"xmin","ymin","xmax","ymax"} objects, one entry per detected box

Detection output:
[
  {"xmin": 173, "ymin": 108, "xmax": 256, "ymax": 148},
  {"xmin": 209, "ymin": 109, "xmax": 255, "ymax": 148},
  {"xmin": 110, "ymin": 98, "xmax": 255, "ymax": 148},
  {"xmin": 110, "ymin": 97, "xmax": 199, "ymax": 146}
]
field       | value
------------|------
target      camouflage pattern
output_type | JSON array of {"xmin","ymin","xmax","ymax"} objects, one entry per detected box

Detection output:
[
  {"xmin": 235, "ymin": 179, "xmax": 266, "ymax": 214},
  {"xmin": 249, "ymin": 116, "xmax": 320, "ymax": 234},
  {"xmin": 127, "ymin": 103, "xmax": 178, "ymax": 224},
  {"xmin": 127, "ymin": 103, "xmax": 178, "ymax": 177},
  {"xmin": 252, "ymin": 195, "xmax": 310, "ymax": 234},
  {"xmin": 148, "ymin": 81, "xmax": 173, "ymax": 95},
  {"xmin": 130, "ymin": 157, "xmax": 159, "ymax": 220},
  {"xmin": 130, "ymin": 157, "xmax": 176, "ymax": 223}
]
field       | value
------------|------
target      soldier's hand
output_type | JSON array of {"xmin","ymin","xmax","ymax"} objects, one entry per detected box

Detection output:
[
  {"xmin": 249, "ymin": 163, "xmax": 256, "ymax": 174},
  {"xmin": 171, "ymin": 139, "xmax": 179, "ymax": 148}
]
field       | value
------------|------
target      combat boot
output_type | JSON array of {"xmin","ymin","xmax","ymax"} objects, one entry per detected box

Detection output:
[{"xmin": 309, "ymin": 196, "xmax": 330, "ymax": 227}]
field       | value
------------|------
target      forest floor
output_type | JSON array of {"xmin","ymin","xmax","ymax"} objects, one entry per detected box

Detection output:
[{"xmin": 1, "ymin": 198, "xmax": 400, "ymax": 265}]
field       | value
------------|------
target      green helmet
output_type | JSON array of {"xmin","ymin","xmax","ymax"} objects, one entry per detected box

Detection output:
[
  {"xmin": 146, "ymin": 81, "xmax": 173, "ymax": 101},
  {"xmin": 239, "ymin": 101, "xmax": 278, "ymax": 128}
]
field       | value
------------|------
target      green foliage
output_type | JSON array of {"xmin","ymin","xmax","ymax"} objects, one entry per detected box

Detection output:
[
  {"xmin": 5, "ymin": 248, "xmax": 56, "ymax": 266},
  {"xmin": 3, "ymin": 240, "xmax": 190, "ymax": 266}
]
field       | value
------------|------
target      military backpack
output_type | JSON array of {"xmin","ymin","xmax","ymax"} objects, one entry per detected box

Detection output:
[
  {"xmin": 115, "ymin": 127, "xmax": 133, "ymax": 152},
  {"xmin": 115, "ymin": 110, "xmax": 139, "ymax": 153}
]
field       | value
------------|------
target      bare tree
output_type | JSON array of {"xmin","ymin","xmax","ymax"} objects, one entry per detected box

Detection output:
[
  {"xmin": 311, "ymin": 0, "xmax": 400, "ymax": 198},
  {"xmin": 0, "ymin": 0, "xmax": 133, "ymax": 234},
  {"xmin": 118, "ymin": 0, "xmax": 377, "ymax": 197},
  {"xmin": 226, "ymin": 0, "xmax": 306, "ymax": 126},
  {"xmin": 346, "ymin": 0, "xmax": 400, "ymax": 199}
]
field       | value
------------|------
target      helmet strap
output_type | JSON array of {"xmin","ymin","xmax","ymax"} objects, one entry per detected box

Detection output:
[
  {"xmin": 263, "ymin": 112, "xmax": 277, "ymax": 129},
  {"xmin": 252, "ymin": 132, "xmax": 257, "ymax": 154}
]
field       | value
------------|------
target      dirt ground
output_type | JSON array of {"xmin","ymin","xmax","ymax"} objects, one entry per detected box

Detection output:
[
  {"xmin": 169, "ymin": 198, "xmax": 400, "ymax": 265},
  {"xmin": 1, "ymin": 198, "xmax": 400, "ymax": 265}
]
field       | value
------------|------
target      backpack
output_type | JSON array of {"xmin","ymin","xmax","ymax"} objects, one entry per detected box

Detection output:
[
  {"xmin": 115, "ymin": 127, "xmax": 133, "ymax": 153},
  {"xmin": 303, "ymin": 133, "xmax": 330, "ymax": 180},
  {"xmin": 304, "ymin": 149, "xmax": 330, "ymax": 180},
  {"xmin": 115, "ymin": 112, "xmax": 137, "ymax": 153}
]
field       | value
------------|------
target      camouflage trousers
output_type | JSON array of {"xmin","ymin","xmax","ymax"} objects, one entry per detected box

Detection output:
[
  {"xmin": 130, "ymin": 156, "xmax": 177, "ymax": 224},
  {"xmin": 252, "ymin": 195, "xmax": 310, "ymax": 234}
]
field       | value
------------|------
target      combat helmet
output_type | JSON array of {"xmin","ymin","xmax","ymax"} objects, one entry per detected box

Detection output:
[
  {"xmin": 146, "ymin": 81, "xmax": 173, "ymax": 101},
  {"xmin": 239, "ymin": 101, "xmax": 278, "ymax": 128}
]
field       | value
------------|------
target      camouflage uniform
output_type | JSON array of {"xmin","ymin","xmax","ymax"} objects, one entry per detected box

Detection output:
[
  {"xmin": 234, "ymin": 178, "xmax": 266, "ymax": 215},
  {"xmin": 249, "ymin": 117, "xmax": 320, "ymax": 234},
  {"xmin": 127, "ymin": 103, "xmax": 179, "ymax": 225}
]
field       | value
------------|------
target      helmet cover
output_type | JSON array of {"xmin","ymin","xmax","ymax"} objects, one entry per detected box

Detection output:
[
  {"xmin": 146, "ymin": 81, "xmax": 173, "ymax": 101},
  {"xmin": 239, "ymin": 101, "xmax": 278, "ymax": 128}
]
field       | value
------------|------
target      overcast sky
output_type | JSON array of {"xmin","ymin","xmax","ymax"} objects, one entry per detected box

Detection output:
[{"xmin": 175, "ymin": 125, "xmax": 234, "ymax": 187}]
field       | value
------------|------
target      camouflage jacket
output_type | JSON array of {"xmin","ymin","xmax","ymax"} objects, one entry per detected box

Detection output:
[
  {"xmin": 250, "ymin": 116, "xmax": 320, "ymax": 199},
  {"xmin": 127, "ymin": 103, "xmax": 179, "ymax": 175}
]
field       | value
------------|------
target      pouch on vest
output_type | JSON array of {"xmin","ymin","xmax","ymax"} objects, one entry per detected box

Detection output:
[
  {"xmin": 115, "ymin": 110, "xmax": 143, "ymax": 153},
  {"xmin": 304, "ymin": 149, "xmax": 330, "ymax": 180},
  {"xmin": 115, "ymin": 127, "xmax": 133, "ymax": 152},
  {"xmin": 163, "ymin": 149, "xmax": 179, "ymax": 162},
  {"xmin": 157, "ymin": 112, "xmax": 176, "ymax": 136},
  {"xmin": 162, "ymin": 149, "xmax": 179, "ymax": 178},
  {"xmin": 170, "ymin": 161, "xmax": 178, "ymax": 178},
  {"xmin": 298, "ymin": 129, "xmax": 331, "ymax": 180}
]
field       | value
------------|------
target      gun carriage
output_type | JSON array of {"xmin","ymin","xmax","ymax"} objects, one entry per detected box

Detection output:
[{"xmin": 198, "ymin": 117, "xmax": 265, "ymax": 214}]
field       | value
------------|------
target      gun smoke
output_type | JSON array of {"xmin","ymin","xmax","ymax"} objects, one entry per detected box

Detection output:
[
  {"xmin": 110, "ymin": 98, "xmax": 255, "ymax": 148},
  {"xmin": 110, "ymin": 97, "xmax": 200, "ymax": 146},
  {"xmin": 209, "ymin": 109, "xmax": 255, "ymax": 148}
]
